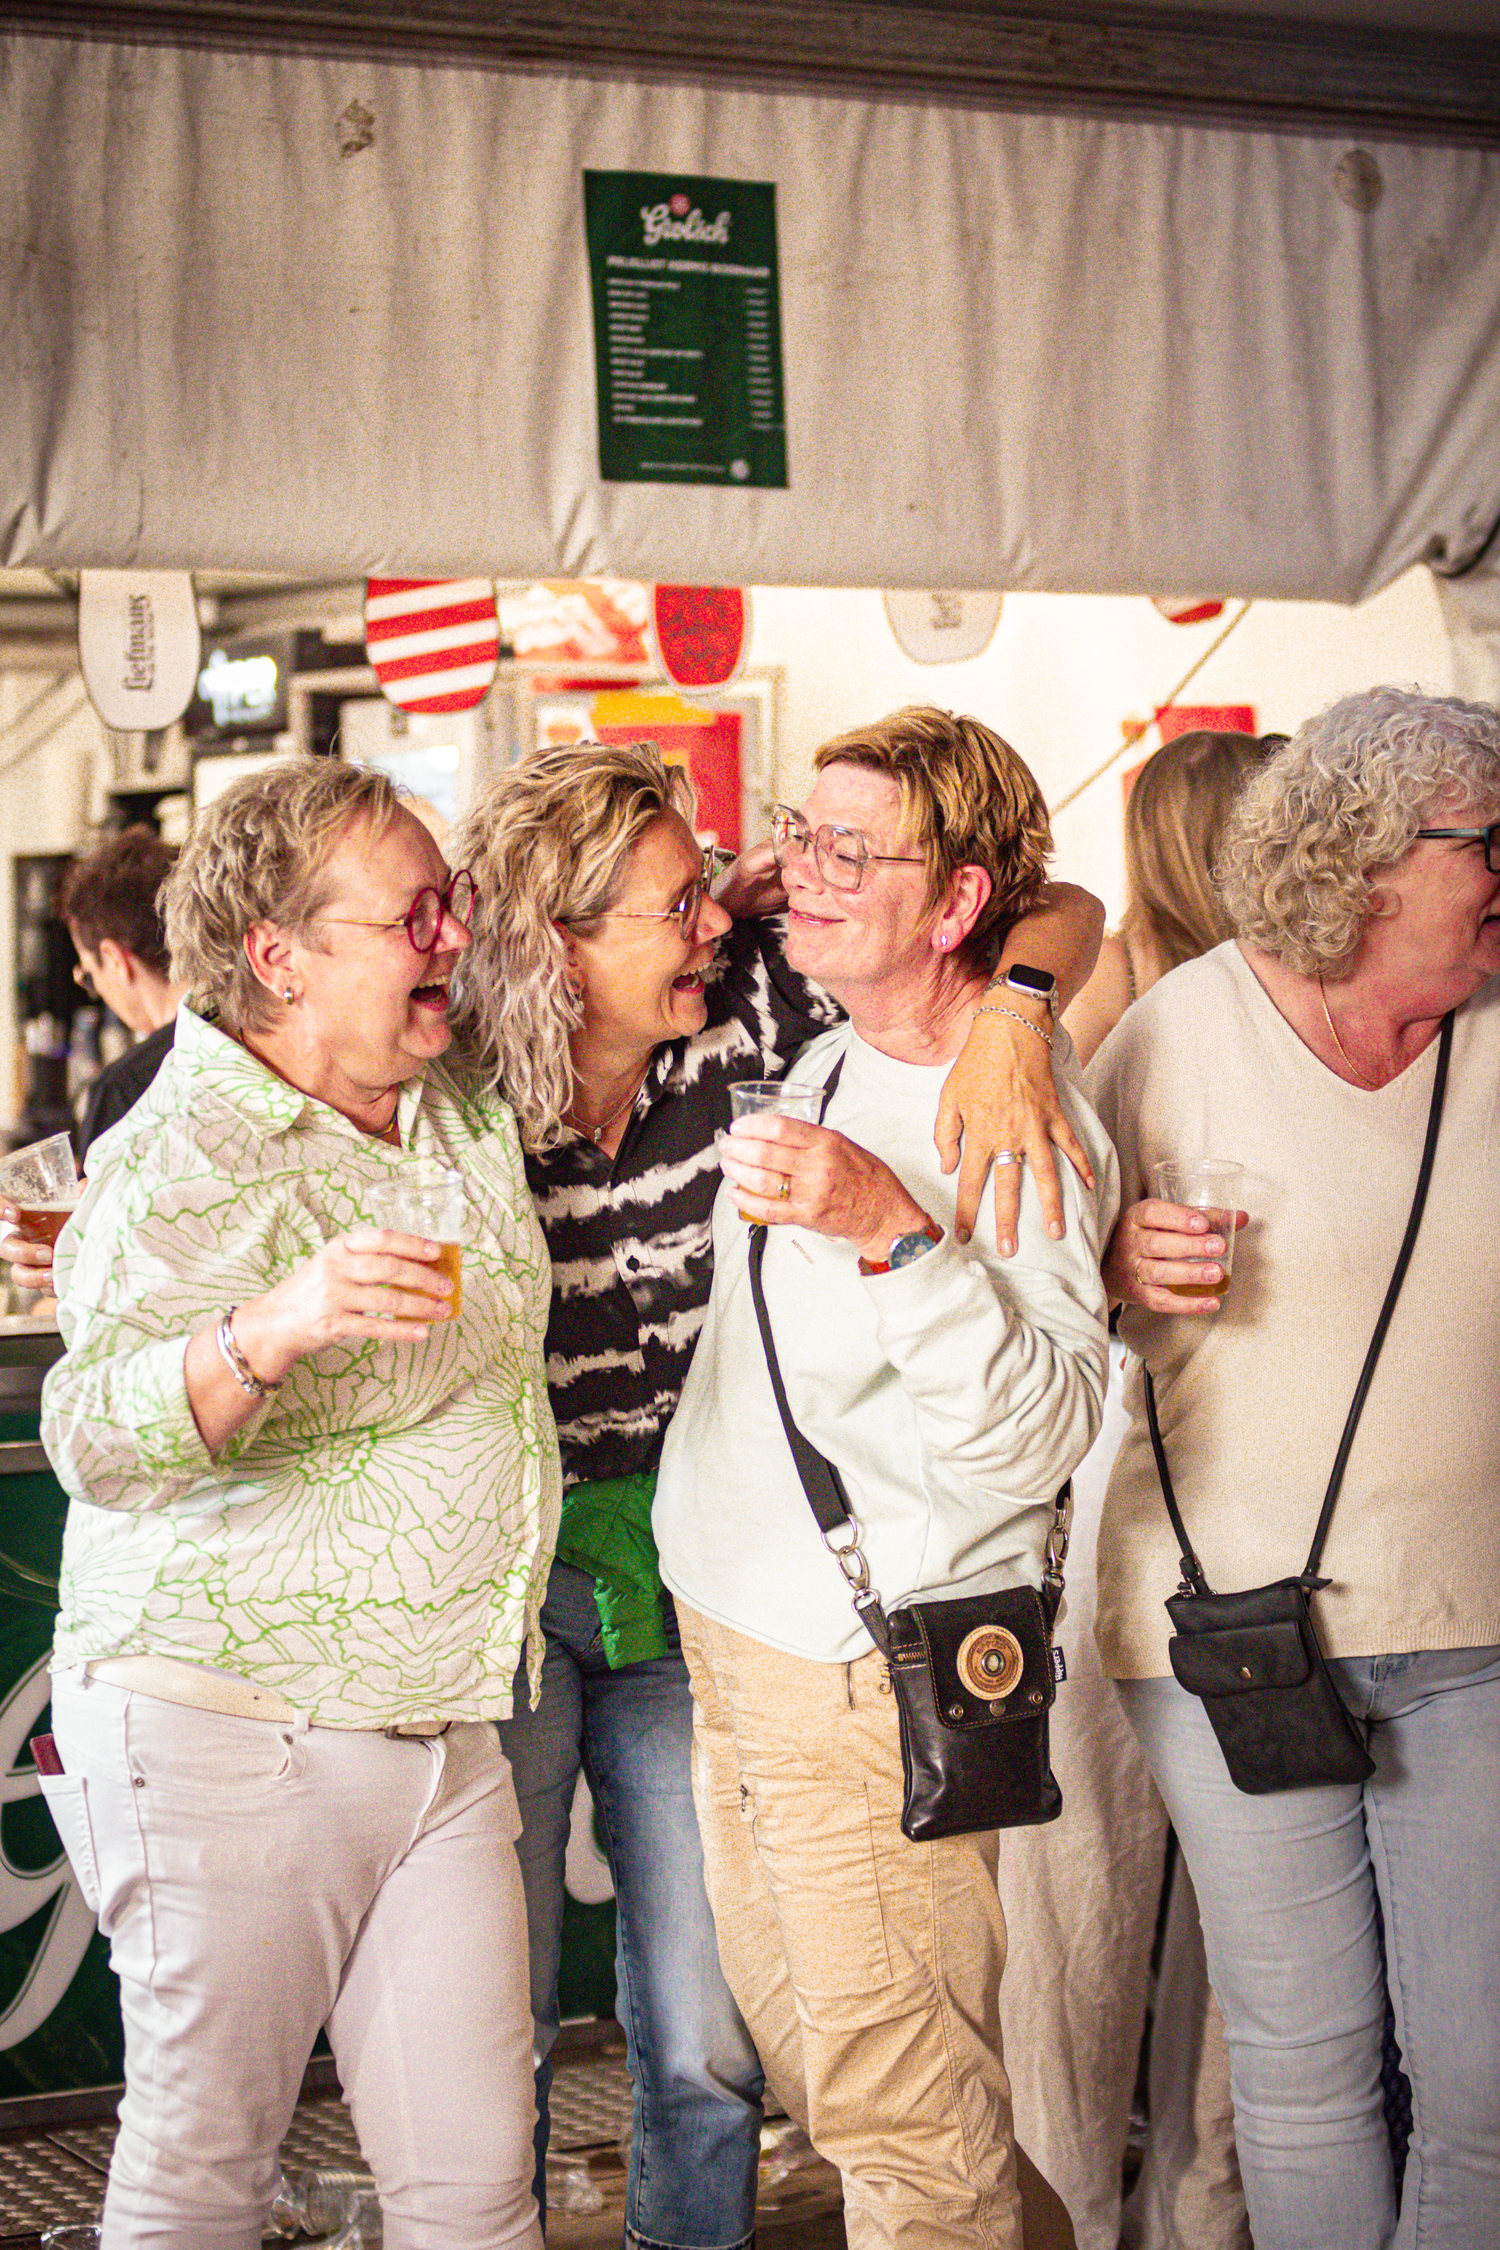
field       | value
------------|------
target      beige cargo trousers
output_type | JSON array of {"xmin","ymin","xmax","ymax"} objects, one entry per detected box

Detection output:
[{"xmin": 679, "ymin": 1606, "xmax": 1076, "ymax": 2250}]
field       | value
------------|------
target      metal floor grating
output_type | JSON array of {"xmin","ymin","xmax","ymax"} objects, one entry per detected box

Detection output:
[
  {"xmin": 0, "ymin": 2053, "xmax": 648, "ymax": 2240},
  {"xmin": 0, "ymin": 2134, "xmax": 111, "ymax": 2240}
]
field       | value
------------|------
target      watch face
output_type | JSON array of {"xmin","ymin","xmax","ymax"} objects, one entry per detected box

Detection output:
[
  {"xmin": 1006, "ymin": 964, "xmax": 1056, "ymax": 998},
  {"xmin": 888, "ymin": 1227, "xmax": 941, "ymax": 1270}
]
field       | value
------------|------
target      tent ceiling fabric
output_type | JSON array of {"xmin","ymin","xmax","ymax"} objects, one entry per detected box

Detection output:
[
  {"xmin": 4, "ymin": 0, "xmax": 1498, "ymax": 143},
  {"xmin": 3, "ymin": 31, "xmax": 1499, "ymax": 600}
]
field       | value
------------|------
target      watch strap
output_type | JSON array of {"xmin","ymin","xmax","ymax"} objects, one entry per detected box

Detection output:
[{"xmin": 859, "ymin": 1218, "xmax": 943, "ymax": 1276}]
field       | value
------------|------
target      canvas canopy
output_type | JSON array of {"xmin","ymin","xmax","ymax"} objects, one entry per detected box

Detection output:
[{"xmin": 3, "ymin": 27, "xmax": 1500, "ymax": 601}]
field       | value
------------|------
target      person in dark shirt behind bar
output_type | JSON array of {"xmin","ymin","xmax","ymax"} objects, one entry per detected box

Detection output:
[
  {"xmin": 449, "ymin": 735, "xmax": 1104, "ymax": 2250},
  {"xmin": 1, "ymin": 828, "xmax": 184, "ymax": 1295}
]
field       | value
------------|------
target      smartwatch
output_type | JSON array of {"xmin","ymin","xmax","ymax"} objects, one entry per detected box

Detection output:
[{"xmin": 1004, "ymin": 964, "xmax": 1059, "ymax": 1018}]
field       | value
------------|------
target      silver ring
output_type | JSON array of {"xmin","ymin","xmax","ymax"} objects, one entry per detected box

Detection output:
[
  {"xmin": 777, "ymin": 1176, "xmax": 790, "ymax": 1200},
  {"xmin": 993, "ymin": 1150, "xmax": 1022, "ymax": 1167}
]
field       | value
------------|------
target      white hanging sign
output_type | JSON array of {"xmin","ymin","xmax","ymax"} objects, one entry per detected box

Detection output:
[
  {"xmin": 882, "ymin": 590, "xmax": 1003, "ymax": 665},
  {"xmin": 77, "ymin": 570, "xmax": 202, "ymax": 731}
]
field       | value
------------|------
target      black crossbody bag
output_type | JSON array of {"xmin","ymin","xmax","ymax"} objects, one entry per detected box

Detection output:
[
  {"xmin": 1143, "ymin": 1010, "xmax": 1453, "ymax": 1795},
  {"xmin": 747, "ymin": 1221, "xmax": 1067, "ymax": 1842}
]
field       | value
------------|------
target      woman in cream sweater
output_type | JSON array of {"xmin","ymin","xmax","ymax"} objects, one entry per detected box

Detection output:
[{"xmin": 1086, "ymin": 688, "xmax": 1500, "ymax": 2250}]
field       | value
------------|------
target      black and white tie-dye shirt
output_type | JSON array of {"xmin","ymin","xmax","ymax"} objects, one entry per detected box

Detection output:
[{"xmin": 525, "ymin": 916, "xmax": 840, "ymax": 1490}]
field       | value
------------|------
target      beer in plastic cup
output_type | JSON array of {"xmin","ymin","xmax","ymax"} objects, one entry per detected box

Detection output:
[
  {"xmin": 722, "ymin": 1081, "xmax": 825, "ymax": 1219},
  {"xmin": 1150, "ymin": 1159, "xmax": 1244, "ymax": 1301},
  {"xmin": 367, "ymin": 1167, "xmax": 468, "ymax": 1318},
  {"xmin": 0, "ymin": 1132, "xmax": 81, "ymax": 1257}
]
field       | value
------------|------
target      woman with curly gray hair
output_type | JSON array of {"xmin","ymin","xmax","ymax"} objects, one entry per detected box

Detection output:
[{"xmin": 1086, "ymin": 686, "xmax": 1500, "ymax": 2250}]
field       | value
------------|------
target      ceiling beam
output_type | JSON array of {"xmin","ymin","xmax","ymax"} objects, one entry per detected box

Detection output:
[{"xmin": 2, "ymin": 0, "xmax": 1498, "ymax": 145}]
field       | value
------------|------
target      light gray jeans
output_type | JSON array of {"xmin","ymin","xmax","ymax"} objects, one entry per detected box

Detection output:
[
  {"xmin": 1118, "ymin": 1647, "xmax": 1500, "ymax": 2250},
  {"xmin": 47, "ymin": 1670, "xmax": 541, "ymax": 2250}
]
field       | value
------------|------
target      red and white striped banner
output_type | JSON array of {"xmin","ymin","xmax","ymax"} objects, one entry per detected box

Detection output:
[{"xmin": 364, "ymin": 578, "xmax": 500, "ymax": 713}]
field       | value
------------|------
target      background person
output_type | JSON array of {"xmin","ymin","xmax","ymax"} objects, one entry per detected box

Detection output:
[
  {"xmin": 995, "ymin": 730, "xmax": 1270, "ymax": 2250},
  {"xmin": 1, "ymin": 828, "xmax": 186, "ymax": 1301},
  {"xmin": 1088, "ymin": 688, "xmax": 1500, "ymax": 2250},
  {"xmin": 40, "ymin": 759, "xmax": 554, "ymax": 2250},
  {"xmin": 449, "ymin": 733, "xmax": 1106, "ymax": 2250},
  {"xmin": 654, "ymin": 708, "xmax": 1119, "ymax": 2250},
  {"xmin": 59, "ymin": 824, "xmax": 187, "ymax": 1161}
]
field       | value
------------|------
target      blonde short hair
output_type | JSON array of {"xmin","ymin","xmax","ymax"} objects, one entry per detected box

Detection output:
[
  {"xmin": 1123, "ymin": 731, "xmax": 1270, "ymax": 973},
  {"xmin": 449, "ymin": 740, "xmax": 693, "ymax": 1152},
  {"xmin": 162, "ymin": 758, "xmax": 402, "ymax": 1034},
  {"xmin": 1218, "ymin": 688, "xmax": 1500, "ymax": 977},
  {"xmin": 813, "ymin": 706, "xmax": 1050, "ymax": 969}
]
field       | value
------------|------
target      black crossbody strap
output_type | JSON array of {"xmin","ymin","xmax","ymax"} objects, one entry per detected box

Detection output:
[
  {"xmin": 1146, "ymin": 1008, "xmax": 1454, "ymax": 1597},
  {"xmin": 1304, "ymin": 1007, "xmax": 1452, "ymax": 1578},
  {"xmin": 748, "ymin": 1224, "xmax": 852, "ymax": 1537},
  {"xmin": 743, "ymin": 1047, "xmax": 890, "ymax": 1650}
]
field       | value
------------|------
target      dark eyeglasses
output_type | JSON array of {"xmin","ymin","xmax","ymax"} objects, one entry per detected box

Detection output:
[
  {"xmin": 320, "ymin": 868, "xmax": 478, "ymax": 954},
  {"xmin": 582, "ymin": 846, "xmax": 731, "ymax": 937},
  {"xmin": 1415, "ymin": 822, "xmax": 1500, "ymax": 873},
  {"xmin": 770, "ymin": 805, "xmax": 925, "ymax": 893},
  {"xmin": 72, "ymin": 963, "xmax": 100, "ymax": 1000}
]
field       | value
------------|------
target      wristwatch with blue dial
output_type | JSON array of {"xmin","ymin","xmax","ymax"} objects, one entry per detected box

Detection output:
[{"xmin": 859, "ymin": 1217, "xmax": 944, "ymax": 1276}]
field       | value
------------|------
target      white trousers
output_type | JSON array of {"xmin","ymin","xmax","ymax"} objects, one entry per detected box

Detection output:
[{"xmin": 47, "ymin": 1670, "xmax": 541, "ymax": 2250}]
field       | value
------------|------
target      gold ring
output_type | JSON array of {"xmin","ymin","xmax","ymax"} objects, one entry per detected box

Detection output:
[{"xmin": 778, "ymin": 1177, "xmax": 790, "ymax": 1200}]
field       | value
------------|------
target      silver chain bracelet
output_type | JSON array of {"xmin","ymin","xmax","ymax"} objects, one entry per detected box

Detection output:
[
  {"xmin": 973, "ymin": 1003, "xmax": 1055, "ymax": 1049},
  {"xmin": 216, "ymin": 1309, "xmax": 282, "ymax": 1399}
]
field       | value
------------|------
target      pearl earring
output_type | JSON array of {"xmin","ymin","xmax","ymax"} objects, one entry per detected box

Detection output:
[{"xmin": 282, "ymin": 987, "xmax": 296, "ymax": 1003}]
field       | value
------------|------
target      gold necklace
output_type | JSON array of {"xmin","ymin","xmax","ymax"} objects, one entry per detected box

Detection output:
[
  {"xmin": 565, "ymin": 1062, "xmax": 649, "ymax": 1145},
  {"xmin": 1318, "ymin": 978, "xmax": 1381, "ymax": 1089}
]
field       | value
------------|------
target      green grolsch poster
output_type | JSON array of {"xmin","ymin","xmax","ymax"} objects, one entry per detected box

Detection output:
[{"xmin": 583, "ymin": 171, "xmax": 788, "ymax": 489}]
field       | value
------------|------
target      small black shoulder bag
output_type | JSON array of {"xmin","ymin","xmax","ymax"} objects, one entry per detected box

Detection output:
[
  {"xmin": 748, "ymin": 1222, "xmax": 1067, "ymax": 1841},
  {"xmin": 1143, "ymin": 1010, "xmax": 1453, "ymax": 1795}
]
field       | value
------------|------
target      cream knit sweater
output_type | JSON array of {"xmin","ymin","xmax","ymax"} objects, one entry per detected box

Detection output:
[{"xmin": 1085, "ymin": 943, "xmax": 1500, "ymax": 1679}]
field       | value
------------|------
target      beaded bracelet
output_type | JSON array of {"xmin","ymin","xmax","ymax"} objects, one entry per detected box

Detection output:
[
  {"xmin": 216, "ymin": 1309, "xmax": 282, "ymax": 1399},
  {"xmin": 974, "ymin": 1003, "xmax": 1054, "ymax": 1049}
]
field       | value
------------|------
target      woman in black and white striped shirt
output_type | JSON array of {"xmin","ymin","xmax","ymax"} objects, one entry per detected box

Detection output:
[{"xmin": 450, "ymin": 736, "xmax": 1102, "ymax": 2249}]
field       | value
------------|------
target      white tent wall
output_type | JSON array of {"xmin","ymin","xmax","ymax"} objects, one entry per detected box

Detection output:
[
  {"xmin": 749, "ymin": 565, "xmax": 1456, "ymax": 925},
  {"xmin": 3, "ymin": 31, "xmax": 1500, "ymax": 599}
]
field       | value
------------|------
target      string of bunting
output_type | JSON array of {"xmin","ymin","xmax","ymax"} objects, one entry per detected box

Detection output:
[{"xmin": 1051, "ymin": 600, "xmax": 1253, "ymax": 815}]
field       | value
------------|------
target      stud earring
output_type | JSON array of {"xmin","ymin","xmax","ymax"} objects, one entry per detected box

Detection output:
[
  {"xmin": 282, "ymin": 987, "xmax": 296, "ymax": 1003},
  {"xmin": 939, "ymin": 932, "xmax": 950, "ymax": 951}
]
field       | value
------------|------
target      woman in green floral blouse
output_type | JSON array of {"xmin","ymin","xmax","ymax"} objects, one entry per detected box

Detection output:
[{"xmin": 38, "ymin": 759, "xmax": 555, "ymax": 2250}]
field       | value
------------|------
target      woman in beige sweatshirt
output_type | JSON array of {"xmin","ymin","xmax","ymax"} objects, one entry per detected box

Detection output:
[{"xmin": 1086, "ymin": 688, "xmax": 1500, "ymax": 2250}]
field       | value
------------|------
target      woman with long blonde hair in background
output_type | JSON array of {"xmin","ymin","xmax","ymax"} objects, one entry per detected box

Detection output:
[{"xmin": 996, "ymin": 730, "xmax": 1271, "ymax": 2250}]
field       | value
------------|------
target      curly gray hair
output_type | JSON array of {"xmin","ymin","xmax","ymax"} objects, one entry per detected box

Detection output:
[{"xmin": 1216, "ymin": 687, "xmax": 1500, "ymax": 977}]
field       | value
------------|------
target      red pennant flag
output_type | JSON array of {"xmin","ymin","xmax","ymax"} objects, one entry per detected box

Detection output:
[
  {"xmin": 365, "ymin": 579, "xmax": 500, "ymax": 713},
  {"xmin": 650, "ymin": 586, "xmax": 750, "ymax": 692},
  {"xmin": 1151, "ymin": 596, "xmax": 1226, "ymax": 627}
]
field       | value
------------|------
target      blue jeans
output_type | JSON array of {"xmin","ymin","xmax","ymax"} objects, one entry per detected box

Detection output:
[
  {"xmin": 1118, "ymin": 1647, "xmax": 1500, "ymax": 2250},
  {"xmin": 498, "ymin": 1563, "xmax": 763, "ymax": 2250}
]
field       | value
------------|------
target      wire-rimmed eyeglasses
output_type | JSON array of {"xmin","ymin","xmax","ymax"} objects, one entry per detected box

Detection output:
[
  {"xmin": 319, "ymin": 868, "xmax": 478, "ymax": 954},
  {"xmin": 580, "ymin": 845, "xmax": 733, "ymax": 937},
  {"xmin": 1415, "ymin": 821, "xmax": 1500, "ymax": 873},
  {"xmin": 770, "ymin": 805, "xmax": 925, "ymax": 893}
]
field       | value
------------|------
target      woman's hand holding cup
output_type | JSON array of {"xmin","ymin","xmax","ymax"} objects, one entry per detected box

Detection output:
[
  {"xmin": 0, "ymin": 1198, "xmax": 57, "ymax": 1294},
  {"xmin": 717, "ymin": 1114, "xmax": 930, "ymax": 1264},
  {"xmin": 1104, "ymin": 1196, "xmax": 1249, "ymax": 1315},
  {"xmin": 229, "ymin": 1229, "xmax": 459, "ymax": 1382}
]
